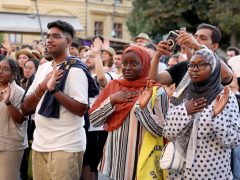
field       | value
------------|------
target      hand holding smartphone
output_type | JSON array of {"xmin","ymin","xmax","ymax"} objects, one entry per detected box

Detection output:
[
  {"xmin": 180, "ymin": 27, "xmax": 186, "ymax": 31},
  {"xmin": 166, "ymin": 27, "xmax": 187, "ymax": 51},
  {"xmin": 166, "ymin": 31, "xmax": 179, "ymax": 51}
]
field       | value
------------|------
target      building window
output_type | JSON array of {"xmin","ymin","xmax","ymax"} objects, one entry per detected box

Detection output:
[
  {"xmin": 113, "ymin": 23, "xmax": 122, "ymax": 39},
  {"xmin": 115, "ymin": 0, "xmax": 122, "ymax": 4},
  {"xmin": 94, "ymin": 21, "xmax": 104, "ymax": 36},
  {"xmin": 9, "ymin": 33, "xmax": 22, "ymax": 44}
]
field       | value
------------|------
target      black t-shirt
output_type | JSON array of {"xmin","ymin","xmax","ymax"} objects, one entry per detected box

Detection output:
[{"xmin": 166, "ymin": 61, "xmax": 189, "ymax": 87}]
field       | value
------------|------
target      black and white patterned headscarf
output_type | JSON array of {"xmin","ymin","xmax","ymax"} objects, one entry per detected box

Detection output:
[
  {"xmin": 187, "ymin": 48, "xmax": 223, "ymax": 105},
  {"xmin": 170, "ymin": 48, "xmax": 224, "ymax": 168},
  {"xmin": 171, "ymin": 48, "xmax": 223, "ymax": 106}
]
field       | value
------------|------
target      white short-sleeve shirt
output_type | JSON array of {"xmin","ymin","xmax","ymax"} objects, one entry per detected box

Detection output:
[
  {"xmin": 228, "ymin": 55, "xmax": 240, "ymax": 77},
  {"xmin": 27, "ymin": 61, "xmax": 88, "ymax": 152},
  {"xmin": 88, "ymin": 73, "xmax": 112, "ymax": 131}
]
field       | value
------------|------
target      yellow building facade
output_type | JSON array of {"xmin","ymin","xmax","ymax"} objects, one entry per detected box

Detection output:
[{"xmin": 0, "ymin": 0, "xmax": 132, "ymax": 45}]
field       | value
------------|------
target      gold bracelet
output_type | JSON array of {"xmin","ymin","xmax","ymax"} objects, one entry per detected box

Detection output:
[{"xmin": 34, "ymin": 91, "xmax": 41, "ymax": 100}]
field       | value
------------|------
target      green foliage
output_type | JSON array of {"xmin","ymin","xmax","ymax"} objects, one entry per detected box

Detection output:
[
  {"xmin": 127, "ymin": 0, "xmax": 193, "ymax": 40},
  {"xmin": 207, "ymin": 0, "xmax": 240, "ymax": 33},
  {"xmin": 0, "ymin": 33, "xmax": 4, "ymax": 43},
  {"xmin": 207, "ymin": 0, "xmax": 240, "ymax": 45},
  {"xmin": 127, "ymin": 0, "xmax": 240, "ymax": 46}
]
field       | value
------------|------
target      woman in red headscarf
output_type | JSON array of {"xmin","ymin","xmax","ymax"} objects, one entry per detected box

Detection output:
[{"xmin": 89, "ymin": 46, "xmax": 168, "ymax": 180}]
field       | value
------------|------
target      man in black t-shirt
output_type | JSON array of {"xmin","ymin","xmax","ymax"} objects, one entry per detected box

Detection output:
[
  {"xmin": 149, "ymin": 23, "xmax": 233, "ymax": 87},
  {"xmin": 166, "ymin": 61, "xmax": 189, "ymax": 87}
]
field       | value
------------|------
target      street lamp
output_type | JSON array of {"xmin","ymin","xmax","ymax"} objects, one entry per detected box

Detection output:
[
  {"xmin": 112, "ymin": 1, "xmax": 116, "ymax": 38},
  {"xmin": 34, "ymin": 0, "xmax": 44, "ymax": 39}
]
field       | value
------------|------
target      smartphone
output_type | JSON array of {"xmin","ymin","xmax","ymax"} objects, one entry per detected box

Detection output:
[
  {"xmin": 180, "ymin": 27, "xmax": 186, "ymax": 31},
  {"xmin": 166, "ymin": 31, "xmax": 179, "ymax": 51}
]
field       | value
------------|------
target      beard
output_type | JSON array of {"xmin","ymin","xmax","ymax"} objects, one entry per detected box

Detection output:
[{"xmin": 87, "ymin": 64, "xmax": 95, "ymax": 71}]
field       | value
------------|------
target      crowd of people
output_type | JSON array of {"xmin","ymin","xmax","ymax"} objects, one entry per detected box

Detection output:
[{"xmin": 0, "ymin": 19, "xmax": 239, "ymax": 180}]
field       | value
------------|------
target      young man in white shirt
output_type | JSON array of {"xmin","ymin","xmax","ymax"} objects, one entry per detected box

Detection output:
[{"xmin": 22, "ymin": 20, "xmax": 98, "ymax": 180}]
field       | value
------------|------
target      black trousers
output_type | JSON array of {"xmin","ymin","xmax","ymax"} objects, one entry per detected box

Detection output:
[{"xmin": 83, "ymin": 130, "xmax": 108, "ymax": 172}]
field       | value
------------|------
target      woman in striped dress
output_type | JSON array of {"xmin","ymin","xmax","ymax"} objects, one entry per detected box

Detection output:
[{"xmin": 89, "ymin": 46, "xmax": 168, "ymax": 180}]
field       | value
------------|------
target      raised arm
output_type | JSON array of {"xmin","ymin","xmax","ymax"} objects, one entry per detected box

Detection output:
[
  {"xmin": 92, "ymin": 38, "xmax": 108, "ymax": 87},
  {"xmin": 135, "ymin": 87, "xmax": 168, "ymax": 137},
  {"xmin": 176, "ymin": 31, "xmax": 233, "ymax": 85},
  {"xmin": 148, "ymin": 41, "xmax": 173, "ymax": 85},
  {"xmin": 220, "ymin": 59, "xmax": 233, "ymax": 85}
]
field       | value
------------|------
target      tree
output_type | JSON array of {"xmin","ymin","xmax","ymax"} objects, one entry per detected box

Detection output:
[
  {"xmin": 127, "ymin": 0, "xmax": 240, "ymax": 47},
  {"xmin": 127, "ymin": 0, "xmax": 194, "ymax": 42},
  {"xmin": 126, "ymin": 0, "xmax": 206, "ymax": 41},
  {"xmin": 207, "ymin": 0, "xmax": 240, "ymax": 46},
  {"xmin": 126, "ymin": 0, "xmax": 151, "ymax": 38},
  {"xmin": 0, "ymin": 33, "xmax": 3, "ymax": 43}
]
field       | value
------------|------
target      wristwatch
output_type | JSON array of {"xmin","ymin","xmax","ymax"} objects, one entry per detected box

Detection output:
[{"xmin": 49, "ymin": 87, "xmax": 59, "ymax": 94}]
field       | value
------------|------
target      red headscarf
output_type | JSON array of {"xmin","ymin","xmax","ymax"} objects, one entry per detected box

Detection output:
[{"xmin": 89, "ymin": 46, "xmax": 152, "ymax": 131}]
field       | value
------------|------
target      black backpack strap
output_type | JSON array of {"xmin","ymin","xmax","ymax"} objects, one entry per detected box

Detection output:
[{"xmin": 105, "ymin": 72, "xmax": 113, "ymax": 80}]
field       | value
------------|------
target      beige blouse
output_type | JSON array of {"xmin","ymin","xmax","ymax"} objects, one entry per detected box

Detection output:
[{"xmin": 0, "ymin": 81, "xmax": 28, "ymax": 151}]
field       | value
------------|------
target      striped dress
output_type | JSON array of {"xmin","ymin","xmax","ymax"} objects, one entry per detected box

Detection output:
[{"xmin": 90, "ymin": 87, "xmax": 168, "ymax": 180}]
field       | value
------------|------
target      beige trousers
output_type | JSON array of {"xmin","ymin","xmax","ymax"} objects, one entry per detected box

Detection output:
[
  {"xmin": 32, "ymin": 150, "xmax": 84, "ymax": 180},
  {"xmin": 0, "ymin": 150, "xmax": 24, "ymax": 180}
]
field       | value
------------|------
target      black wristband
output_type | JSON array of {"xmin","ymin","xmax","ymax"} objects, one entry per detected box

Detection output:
[
  {"xmin": 49, "ymin": 87, "xmax": 59, "ymax": 94},
  {"xmin": 5, "ymin": 101, "xmax": 11, "ymax": 106}
]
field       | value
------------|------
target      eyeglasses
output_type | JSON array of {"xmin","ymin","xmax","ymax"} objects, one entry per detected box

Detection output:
[
  {"xmin": 188, "ymin": 63, "xmax": 210, "ymax": 70},
  {"xmin": 44, "ymin": 33, "xmax": 65, "ymax": 41},
  {"xmin": 0, "ymin": 66, "xmax": 11, "ymax": 72}
]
